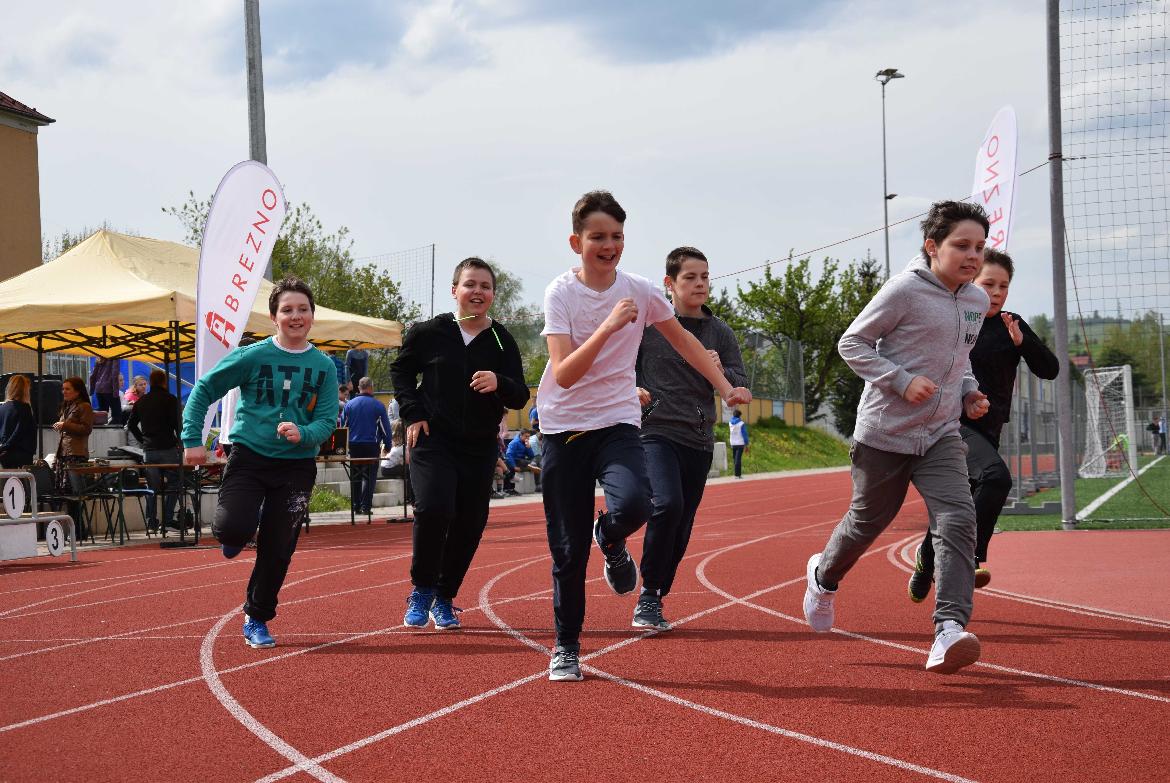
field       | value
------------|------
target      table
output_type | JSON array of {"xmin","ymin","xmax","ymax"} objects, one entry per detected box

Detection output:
[
  {"xmin": 66, "ymin": 462, "xmax": 212, "ymax": 547},
  {"xmin": 317, "ymin": 456, "xmax": 388, "ymax": 525}
]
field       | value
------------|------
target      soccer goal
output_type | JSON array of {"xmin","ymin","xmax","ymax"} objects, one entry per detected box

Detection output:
[{"xmin": 1078, "ymin": 365, "xmax": 1138, "ymax": 478}]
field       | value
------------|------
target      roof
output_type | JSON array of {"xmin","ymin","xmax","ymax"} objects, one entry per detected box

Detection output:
[
  {"xmin": 0, "ymin": 230, "xmax": 401, "ymax": 360},
  {"xmin": 0, "ymin": 91, "xmax": 55, "ymax": 125}
]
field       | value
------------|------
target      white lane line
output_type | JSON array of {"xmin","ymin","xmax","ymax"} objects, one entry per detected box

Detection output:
[
  {"xmin": 254, "ymin": 519, "xmax": 894, "ymax": 783},
  {"xmin": 481, "ymin": 550, "xmax": 978, "ymax": 783},
  {"xmin": 1076, "ymin": 454, "xmax": 1165, "ymax": 521},
  {"xmin": 0, "ymin": 532, "xmax": 393, "ymax": 618},
  {"xmin": 0, "ymin": 549, "xmax": 556, "ymax": 733},
  {"xmin": 699, "ymin": 538, "xmax": 1170, "ymax": 705},
  {"xmin": 887, "ymin": 536, "xmax": 1170, "ymax": 630},
  {"xmin": 201, "ymin": 612, "xmax": 346, "ymax": 783}
]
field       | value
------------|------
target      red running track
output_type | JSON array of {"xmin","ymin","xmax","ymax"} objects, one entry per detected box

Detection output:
[{"xmin": 1, "ymin": 470, "xmax": 1167, "ymax": 782}]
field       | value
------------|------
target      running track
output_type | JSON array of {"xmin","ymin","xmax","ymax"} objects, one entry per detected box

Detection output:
[{"xmin": 1, "ymin": 470, "xmax": 1167, "ymax": 782}]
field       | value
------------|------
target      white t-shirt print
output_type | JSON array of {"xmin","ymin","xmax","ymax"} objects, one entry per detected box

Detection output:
[{"xmin": 537, "ymin": 268, "xmax": 675, "ymax": 434}]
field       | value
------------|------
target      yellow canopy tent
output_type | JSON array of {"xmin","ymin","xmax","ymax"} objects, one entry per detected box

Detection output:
[{"xmin": 0, "ymin": 229, "xmax": 402, "ymax": 360}]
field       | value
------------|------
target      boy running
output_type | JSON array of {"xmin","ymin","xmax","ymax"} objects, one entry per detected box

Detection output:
[
  {"xmin": 802, "ymin": 201, "xmax": 992, "ymax": 674},
  {"xmin": 183, "ymin": 278, "xmax": 338, "ymax": 649},
  {"xmin": 633, "ymin": 246, "xmax": 747, "ymax": 630},
  {"xmin": 908, "ymin": 247, "xmax": 1059, "ymax": 600},
  {"xmin": 539, "ymin": 191, "xmax": 751, "ymax": 681}
]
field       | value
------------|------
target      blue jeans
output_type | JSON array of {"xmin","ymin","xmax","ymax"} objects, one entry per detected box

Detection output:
[
  {"xmin": 731, "ymin": 445, "xmax": 745, "ymax": 477},
  {"xmin": 143, "ymin": 447, "xmax": 181, "ymax": 526},
  {"xmin": 639, "ymin": 436, "xmax": 713, "ymax": 597},
  {"xmin": 348, "ymin": 442, "xmax": 379, "ymax": 511},
  {"xmin": 541, "ymin": 424, "xmax": 651, "ymax": 647}
]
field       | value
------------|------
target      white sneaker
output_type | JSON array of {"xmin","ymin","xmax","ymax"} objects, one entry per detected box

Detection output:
[
  {"xmin": 802, "ymin": 553, "xmax": 836, "ymax": 632},
  {"xmin": 925, "ymin": 620, "xmax": 981, "ymax": 674}
]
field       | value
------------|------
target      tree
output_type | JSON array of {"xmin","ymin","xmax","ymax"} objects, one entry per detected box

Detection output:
[
  {"xmin": 718, "ymin": 257, "xmax": 876, "ymax": 423},
  {"xmin": 163, "ymin": 192, "xmax": 419, "ymax": 324},
  {"xmin": 42, "ymin": 222, "xmax": 135, "ymax": 263},
  {"xmin": 827, "ymin": 254, "xmax": 883, "ymax": 435}
]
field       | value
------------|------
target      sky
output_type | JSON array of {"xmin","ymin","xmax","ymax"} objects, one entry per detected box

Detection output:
[{"xmin": 4, "ymin": 0, "xmax": 1065, "ymax": 320}]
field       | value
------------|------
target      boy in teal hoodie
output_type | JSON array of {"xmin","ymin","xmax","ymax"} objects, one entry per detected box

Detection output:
[{"xmin": 183, "ymin": 278, "xmax": 338, "ymax": 649}]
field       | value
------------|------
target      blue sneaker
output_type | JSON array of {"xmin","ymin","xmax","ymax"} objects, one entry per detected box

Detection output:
[
  {"xmin": 430, "ymin": 597, "xmax": 462, "ymax": 630},
  {"xmin": 242, "ymin": 615, "xmax": 275, "ymax": 648},
  {"xmin": 404, "ymin": 588, "xmax": 435, "ymax": 628}
]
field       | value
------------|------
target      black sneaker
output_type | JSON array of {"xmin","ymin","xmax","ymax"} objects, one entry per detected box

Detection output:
[
  {"xmin": 548, "ymin": 644, "xmax": 583, "ymax": 681},
  {"xmin": 593, "ymin": 511, "xmax": 637, "ymax": 595},
  {"xmin": 908, "ymin": 544, "xmax": 933, "ymax": 603},
  {"xmin": 632, "ymin": 595, "xmax": 671, "ymax": 631}
]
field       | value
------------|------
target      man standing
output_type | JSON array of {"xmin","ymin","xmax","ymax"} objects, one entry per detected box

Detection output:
[
  {"xmin": 126, "ymin": 369, "xmax": 182, "ymax": 532},
  {"xmin": 345, "ymin": 348, "xmax": 369, "ymax": 394},
  {"xmin": 90, "ymin": 358, "xmax": 124, "ymax": 425},
  {"xmin": 341, "ymin": 376, "xmax": 391, "ymax": 515}
]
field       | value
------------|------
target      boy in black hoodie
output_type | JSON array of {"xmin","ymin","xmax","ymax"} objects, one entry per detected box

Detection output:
[
  {"xmin": 908, "ymin": 247, "xmax": 1059, "ymax": 601},
  {"xmin": 391, "ymin": 258, "xmax": 529, "ymax": 631}
]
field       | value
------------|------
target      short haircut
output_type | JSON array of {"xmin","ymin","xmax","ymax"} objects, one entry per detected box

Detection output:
[
  {"xmin": 149, "ymin": 369, "xmax": 167, "ymax": 387},
  {"xmin": 572, "ymin": 190, "xmax": 626, "ymax": 234},
  {"xmin": 981, "ymin": 246, "xmax": 1015, "ymax": 280},
  {"xmin": 665, "ymin": 246, "xmax": 708, "ymax": 279},
  {"xmin": 5, "ymin": 374, "xmax": 29, "ymax": 402},
  {"xmin": 451, "ymin": 256, "xmax": 496, "ymax": 287},
  {"xmin": 63, "ymin": 376, "xmax": 88, "ymax": 401},
  {"xmin": 268, "ymin": 276, "xmax": 315, "ymax": 316},
  {"xmin": 358, "ymin": 376, "xmax": 373, "ymax": 391},
  {"xmin": 920, "ymin": 201, "xmax": 990, "ymax": 259},
  {"xmin": 339, "ymin": 383, "xmax": 350, "ymax": 393}
]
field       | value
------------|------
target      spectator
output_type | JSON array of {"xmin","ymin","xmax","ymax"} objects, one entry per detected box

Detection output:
[
  {"xmin": 124, "ymin": 375, "xmax": 148, "ymax": 408},
  {"xmin": 126, "ymin": 369, "xmax": 182, "ymax": 532},
  {"xmin": 337, "ymin": 384, "xmax": 350, "ymax": 425},
  {"xmin": 345, "ymin": 348, "xmax": 369, "ymax": 393},
  {"xmin": 379, "ymin": 418, "xmax": 413, "ymax": 503},
  {"xmin": 341, "ymin": 376, "xmax": 391, "ymax": 516},
  {"xmin": 53, "ymin": 376, "xmax": 94, "ymax": 538},
  {"xmin": 90, "ymin": 358, "xmax": 124, "ymax": 425},
  {"xmin": 504, "ymin": 429, "xmax": 540, "ymax": 492},
  {"xmin": 728, "ymin": 408, "xmax": 749, "ymax": 478},
  {"xmin": 528, "ymin": 398, "xmax": 539, "ymax": 431},
  {"xmin": 0, "ymin": 375, "xmax": 36, "ymax": 469},
  {"xmin": 387, "ymin": 395, "xmax": 400, "ymax": 425},
  {"xmin": 1149, "ymin": 415, "xmax": 1167, "ymax": 455}
]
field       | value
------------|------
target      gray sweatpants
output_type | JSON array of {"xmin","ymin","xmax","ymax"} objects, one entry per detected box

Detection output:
[{"xmin": 818, "ymin": 436, "xmax": 977, "ymax": 630}]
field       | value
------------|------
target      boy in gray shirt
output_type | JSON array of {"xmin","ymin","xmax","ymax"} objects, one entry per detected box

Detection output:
[{"xmin": 803, "ymin": 201, "xmax": 992, "ymax": 674}]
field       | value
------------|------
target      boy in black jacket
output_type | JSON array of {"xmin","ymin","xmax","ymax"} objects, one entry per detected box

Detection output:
[
  {"xmin": 909, "ymin": 248, "xmax": 1059, "ymax": 600},
  {"xmin": 391, "ymin": 257, "xmax": 529, "ymax": 630}
]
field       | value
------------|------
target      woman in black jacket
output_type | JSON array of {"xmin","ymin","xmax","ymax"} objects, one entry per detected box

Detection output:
[
  {"xmin": 391, "ymin": 257, "xmax": 529, "ymax": 631},
  {"xmin": 909, "ymin": 248, "xmax": 1060, "ymax": 601},
  {"xmin": 0, "ymin": 375, "xmax": 36, "ymax": 469}
]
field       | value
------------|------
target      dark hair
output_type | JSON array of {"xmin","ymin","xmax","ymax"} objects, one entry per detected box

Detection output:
[
  {"xmin": 665, "ymin": 246, "xmax": 708, "ymax": 279},
  {"xmin": 572, "ymin": 190, "xmax": 626, "ymax": 234},
  {"xmin": 149, "ymin": 369, "xmax": 167, "ymax": 387},
  {"xmin": 451, "ymin": 256, "xmax": 496, "ymax": 288},
  {"xmin": 982, "ymin": 246, "xmax": 1014, "ymax": 280},
  {"xmin": 920, "ymin": 201, "xmax": 990, "ymax": 259},
  {"xmin": 268, "ymin": 277, "xmax": 315, "ymax": 316},
  {"xmin": 62, "ymin": 376, "xmax": 88, "ymax": 406}
]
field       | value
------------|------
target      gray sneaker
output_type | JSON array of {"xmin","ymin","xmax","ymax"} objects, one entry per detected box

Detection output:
[
  {"xmin": 632, "ymin": 595, "xmax": 671, "ymax": 631},
  {"xmin": 593, "ymin": 511, "xmax": 637, "ymax": 595},
  {"xmin": 548, "ymin": 645, "xmax": 583, "ymax": 681}
]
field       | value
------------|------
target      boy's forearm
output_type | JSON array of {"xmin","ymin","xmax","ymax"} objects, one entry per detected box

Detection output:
[{"xmin": 552, "ymin": 329, "xmax": 614, "ymax": 388}]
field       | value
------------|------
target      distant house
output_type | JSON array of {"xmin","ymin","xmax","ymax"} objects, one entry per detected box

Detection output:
[{"xmin": 0, "ymin": 90, "xmax": 55, "ymax": 375}]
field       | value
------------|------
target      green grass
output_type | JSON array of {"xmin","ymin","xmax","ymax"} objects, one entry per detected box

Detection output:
[
  {"xmin": 998, "ymin": 454, "xmax": 1170, "ymax": 531},
  {"xmin": 309, "ymin": 485, "xmax": 349, "ymax": 513},
  {"xmin": 713, "ymin": 417, "xmax": 850, "ymax": 475}
]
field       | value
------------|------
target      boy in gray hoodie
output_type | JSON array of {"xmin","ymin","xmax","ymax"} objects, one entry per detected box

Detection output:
[{"xmin": 802, "ymin": 201, "xmax": 992, "ymax": 674}]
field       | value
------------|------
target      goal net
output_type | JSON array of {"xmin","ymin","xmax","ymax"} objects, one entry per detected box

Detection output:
[{"xmin": 1078, "ymin": 365, "xmax": 1138, "ymax": 478}]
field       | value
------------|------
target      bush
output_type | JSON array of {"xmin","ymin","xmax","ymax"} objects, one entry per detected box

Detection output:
[{"xmin": 309, "ymin": 485, "xmax": 348, "ymax": 513}]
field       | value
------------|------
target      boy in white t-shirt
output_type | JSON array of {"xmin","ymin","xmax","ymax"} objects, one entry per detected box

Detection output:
[{"xmin": 539, "ymin": 190, "xmax": 752, "ymax": 681}]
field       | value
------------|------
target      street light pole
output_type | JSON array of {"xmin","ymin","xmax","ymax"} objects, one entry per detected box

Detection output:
[{"xmin": 875, "ymin": 68, "xmax": 904, "ymax": 280}]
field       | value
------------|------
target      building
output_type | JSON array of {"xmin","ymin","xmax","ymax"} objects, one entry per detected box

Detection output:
[{"xmin": 0, "ymin": 90, "xmax": 55, "ymax": 374}]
